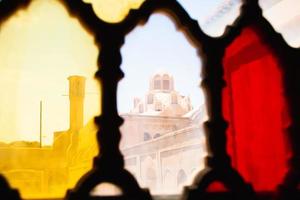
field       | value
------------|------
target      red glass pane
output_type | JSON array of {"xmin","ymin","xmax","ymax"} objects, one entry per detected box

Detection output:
[
  {"xmin": 222, "ymin": 26, "xmax": 291, "ymax": 191},
  {"xmin": 206, "ymin": 181, "xmax": 228, "ymax": 192}
]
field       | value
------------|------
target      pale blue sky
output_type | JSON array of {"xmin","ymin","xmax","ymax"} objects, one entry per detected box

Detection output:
[{"xmin": 118, "ymin": 13, "xmax": 203, "ymax": 113}]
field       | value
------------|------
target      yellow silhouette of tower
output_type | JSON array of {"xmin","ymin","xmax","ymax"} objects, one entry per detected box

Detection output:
[{"xmin": 68, "ymin": 75, "xmax": 86, "ymax": 131}]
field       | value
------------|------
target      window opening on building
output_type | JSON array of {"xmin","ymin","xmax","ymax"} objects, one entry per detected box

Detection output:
[
  {"xmin": 147, "ymin": 94, "xmax": 154, "ymax": 104},
  {"xmin": 144, "ymin": 132, "xmax": 151, "ymax": 141},
  {"xmin": 153, "ymin": 75, "xmax": 161, "ymax": 90}
]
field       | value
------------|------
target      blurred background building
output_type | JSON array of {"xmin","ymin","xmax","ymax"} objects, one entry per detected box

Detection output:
[
  {"xmin": 0, "ymin": 76, "xmax": 98, "ymax": 198},
  {"xmin": 120, "ymin": 72, "xmax": 207, "ymax": 194}
]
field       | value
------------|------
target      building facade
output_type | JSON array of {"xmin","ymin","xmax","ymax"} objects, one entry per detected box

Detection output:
[
  {"xmin": 0, "ymin": 76, "xmax": 98, "ymax": 198},
  {"xmin": 120, "ymin": 72, "xmax": 207, "ymax": 194}
]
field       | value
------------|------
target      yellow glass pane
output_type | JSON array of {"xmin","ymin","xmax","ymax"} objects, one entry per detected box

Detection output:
[
  {"xmin": 0, "ymin": 0, "xmax": 100, "ymax": 198},
  {"xmin": 84, "ymin": 0, "xmax": 145, "ymax": 23}
]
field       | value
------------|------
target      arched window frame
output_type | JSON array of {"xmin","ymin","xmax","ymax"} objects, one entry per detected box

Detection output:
[
  {"xmin": 0, "ymin": 0, "xmax": 299, "ymax": 200},
  {"xmin": 171, "ymin": 93, "xmax": 178, "ymax": 104},
  {"xmin": 139, "ymin": 104, "xmax": 144, "ymax": 113},
  {"xmin": 162, "ymin": 74, "xmax": 170, "ymax": 90},
  {"xmin": 144, "ymin": 132, "xmax": 151, "ymax": 141},
  {"xmin": 153, "ymin": 133, "xmax": 161, "ymax": 139},
  {"xmin": 147, "ymin": 93, "xmax": 154, "ymax": 104},
  {"xmin": 155, "ymin": 101, "xmax": 162, "ymax": 112},
  {"xmin": 153, "ymin": 75, "xmax": 161, "ymax": 90}
]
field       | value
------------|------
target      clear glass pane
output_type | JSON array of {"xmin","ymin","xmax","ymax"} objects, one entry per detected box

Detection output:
[
  {"xmin": 259, "ymin": 0, "xmax": 300, "ymax": 47},
  {"xmin": 178, "ymin": 0, "xmax": 242, "ymax": 37},
  {"xmin": 118, "ymin": 13, "xmax": 208, "ymax": 195},
  {"xmin": 0, "ymin": 0, "xmax": 100, "ymax": 198}
]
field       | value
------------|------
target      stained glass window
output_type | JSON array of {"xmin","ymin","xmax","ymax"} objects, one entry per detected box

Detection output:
[{"xmin": 0, "ymin": 0, "xmax": 299, "ymax": 199}]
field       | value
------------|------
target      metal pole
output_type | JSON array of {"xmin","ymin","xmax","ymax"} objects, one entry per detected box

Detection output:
[{"xmin": 40, "ymin": 100, "xmax": 42, "ymax": 148}]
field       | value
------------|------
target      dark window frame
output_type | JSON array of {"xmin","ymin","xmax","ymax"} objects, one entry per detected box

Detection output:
[{"xmin": 0, "ymin": 0, "xmax": 299, "ymax": 199}]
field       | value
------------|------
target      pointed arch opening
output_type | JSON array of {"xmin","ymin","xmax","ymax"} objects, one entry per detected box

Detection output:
[
  {"xmin": 0, "ymin": 0, "xmax": 100, "ymax": 198},
  {"xmin": 222, "ymin": 25, "xmax": 291, "ymax": 192},
  {"xmin": 118, "ymin": 12, "xmax": 208, "ymax": 194}
]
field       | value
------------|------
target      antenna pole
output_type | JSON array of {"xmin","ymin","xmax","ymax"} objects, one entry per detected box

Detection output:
[{"xmin": 40, "ymin": 100, "xmax": 42, "ymax": 148}]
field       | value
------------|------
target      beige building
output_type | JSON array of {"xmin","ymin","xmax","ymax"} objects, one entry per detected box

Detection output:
[{"xmin": 120, "ymin": 72, "xmax": 207, "ymax": 194}]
